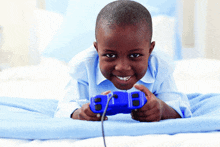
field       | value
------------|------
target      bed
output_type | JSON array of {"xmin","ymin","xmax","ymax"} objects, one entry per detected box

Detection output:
[
  {"xmin": 0, "ymin": 56, "xmax": 220, "ymax": 147},
  {"xmin": 1, "ymin": 0, "xmax": 220, "ymax": 146}
]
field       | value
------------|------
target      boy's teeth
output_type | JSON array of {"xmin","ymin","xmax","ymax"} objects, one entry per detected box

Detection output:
[{"xmin": 116, "ymin": 76, "xmax": 131, "ymax": 81}]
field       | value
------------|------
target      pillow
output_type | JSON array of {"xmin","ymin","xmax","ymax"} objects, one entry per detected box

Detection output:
[
  {"xmin": 42, "ymin": 0, "xmax": 177, "ymax": 62},
  {"xmin": 174, "ymin": 58, "xmax": 220, "ymax": 81},
  {"xmin": 173, "ymin": 58, "xmax": 220, "ymax": 94}
]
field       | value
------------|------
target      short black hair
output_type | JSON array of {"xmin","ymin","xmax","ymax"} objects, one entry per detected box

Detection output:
[{"xmin": 95, "ymin": 0, "xmax": 152, "ymax": 41}]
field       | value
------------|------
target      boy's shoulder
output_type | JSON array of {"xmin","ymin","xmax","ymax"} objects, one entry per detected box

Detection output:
[
  {"xmin": 148, "ymin": 50, "xmax": 175, "ymax": 80},
  {"xmin": 68, "ymin": 46, "xmax": 98, "ymax": 81},
  {"xmin": 68, "ymin": 45, "xmax": 98, "ymax": 66}
]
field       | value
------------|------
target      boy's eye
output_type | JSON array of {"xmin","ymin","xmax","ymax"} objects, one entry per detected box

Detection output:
[
  {"xmin": 105, "ymin": 54, "xmax": 116, "ymax": 58},
  {"xmin": 130, "ymin": 53, "xmax": 140, "ymax": 58}
]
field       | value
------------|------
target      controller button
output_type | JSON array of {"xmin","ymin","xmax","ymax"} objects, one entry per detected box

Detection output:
[
  {"xmin": 132, "ymin": 100, "xmax": 140, "ymax": 106},
  {"xmin": 132, "ymin": 93, "xmax": 139, "ymax": 98},
  {"xmin": 95, "ymin": 104, "xmax": 102, "ymax": 111},
  {"xmin": 94, "ymin": 98, "xmax": 101, "ymax": 102},
  {"xmin": 113, "ymin": 94, "xmax": 118, "ymax": 98}
]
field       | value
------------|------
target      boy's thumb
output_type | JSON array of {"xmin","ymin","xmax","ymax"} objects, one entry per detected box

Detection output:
[
  {"xmin": 133, "ymin": 84, "xmax": 151, "ymax": 99},
  {"xmin": 101, "ymin": 90, "xmax": 111, "ymax": 95}
]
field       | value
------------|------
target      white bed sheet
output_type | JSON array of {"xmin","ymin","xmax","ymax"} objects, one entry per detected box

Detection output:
[
  {"xmin": 0, "ymin": 57, "xmax": 70, "ymax": 100},
  {"xmin": 0, "ymin": 57, "xmax": 220, "ymax": 147},
  {"xmin": 1, "ymin": 132, "xmax": 220, "ymax": 147}
]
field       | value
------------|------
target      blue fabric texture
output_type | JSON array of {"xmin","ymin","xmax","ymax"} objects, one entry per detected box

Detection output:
[
  {"xmin": 41, "ymin": 0, "xmax": 177, "ymax": 62},
  {"xmin": 0, "ymin": 93, "xmax": 220, "ymax": 139}
]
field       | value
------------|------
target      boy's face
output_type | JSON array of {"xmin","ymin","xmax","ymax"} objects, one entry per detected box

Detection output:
[{"xmin": 94, "ymin": 23, "xmax": 155, "ymax": 90}]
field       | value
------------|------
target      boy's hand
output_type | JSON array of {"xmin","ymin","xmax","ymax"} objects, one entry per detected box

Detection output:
[
  {"xmin": 131, "ymin": 84, "xmax": 181, "ymax": 122},
  {"xmin": 131, "ymin": 84, "xmax": 163, "ymax": 122},
  {"xmin": 71, "ymin": 103, "xmax": 102, "ymax": 121},
  {"xmin": 71, "ymin": 91, "xmax": 111, "ymax": 121}
]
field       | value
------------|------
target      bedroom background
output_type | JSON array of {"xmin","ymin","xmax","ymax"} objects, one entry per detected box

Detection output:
[
  {"xmin": 0, "ymin": 0, "xmax": 220, "ymax": 69},
  {"xmin": 0, "ymin": 1, "xmax": 220, "ymax": 146},
  {"xmin": 1, "ymin": 0, "xmax": 220, "ymax": 96}
]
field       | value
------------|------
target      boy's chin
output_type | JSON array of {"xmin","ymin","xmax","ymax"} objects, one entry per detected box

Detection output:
[{"xmin": 114, "ymin": 84, "xmax": 133, "ymax": 91}]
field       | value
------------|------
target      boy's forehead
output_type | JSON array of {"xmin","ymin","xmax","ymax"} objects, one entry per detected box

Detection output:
[
  {"xmin": 96, "ymin": 25, "xmax": 152, "ymax": 52},
  {"xmin": 98, "ymin": 18, "xmax": 150, "ymax": 30},
  {"xmin": 97, "ymin": 21, "xmax": 152, "ymax": 42}
]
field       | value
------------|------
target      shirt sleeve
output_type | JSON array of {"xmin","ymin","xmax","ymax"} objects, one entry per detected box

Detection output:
[
  {"xmin": 54, "ymin": 78, "xmax": 89, "ymax": 118},
  {"xmin": 155, "ymin": 75, "xmax": 192, "ymax": 118}
]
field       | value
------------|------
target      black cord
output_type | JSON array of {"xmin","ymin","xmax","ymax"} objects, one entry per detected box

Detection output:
[{"xmin": 101, "ymin": 94, "xmax": 116, "ymax": 147}]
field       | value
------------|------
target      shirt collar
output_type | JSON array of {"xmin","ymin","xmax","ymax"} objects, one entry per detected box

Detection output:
[
  {"xmin": 96, "ymin": 61, "xmax": 107, "ymax": 85},
  {"xmin": 96, "ymin": 61, "xmax": 155, "ymax": 85},
  {"xmin": 140, "ymin": 68, "xmax": 155, "ymax": 83}
]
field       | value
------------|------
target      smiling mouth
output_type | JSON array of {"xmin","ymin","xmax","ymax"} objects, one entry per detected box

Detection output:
[{"xmin": 116, "ymin": 76, "xmax": 131, "ymax": 81}]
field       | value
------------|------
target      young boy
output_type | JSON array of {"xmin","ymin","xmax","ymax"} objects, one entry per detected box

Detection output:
[{"xmin": 55, "ymin": 0, "xmax": 192, "ymax": 122}]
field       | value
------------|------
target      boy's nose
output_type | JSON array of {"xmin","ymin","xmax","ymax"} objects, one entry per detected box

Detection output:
[{"xmin": 115, "ymin": 59, "xmax": 131, "ymax": 71}]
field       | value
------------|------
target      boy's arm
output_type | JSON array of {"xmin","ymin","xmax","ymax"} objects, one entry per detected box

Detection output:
[
  {"xmin": 55, "ymin": 78, "xmax": 107, "ymax": 121},
  {"xmin": 155, "ymin": 75, "xmax": 192, "ymax": 118},
  {"xmin": 160, "ymin": 100, "xmax": 181, "ymax": 120},
  {"xmin": 54, "ymin": 79, "xmax": 88, "ymax": 118}
]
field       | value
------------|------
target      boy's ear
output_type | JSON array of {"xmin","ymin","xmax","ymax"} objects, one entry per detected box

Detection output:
[
  {"xmin": 149, "ymin": 41, "xmax": 155, "ymax": 54},
  {"xmin": 93, "ymin": 41, "xmax": 98, "ymax": 52}
]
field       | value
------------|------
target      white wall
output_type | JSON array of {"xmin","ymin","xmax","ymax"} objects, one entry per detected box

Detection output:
[
  {"xmin": 0, "ymin": 0, "xmax": 40, "ymax": 68},
  {"xmin": 194, "ymin": 0, "xmax": 207, "ymax": 59},
  {"xmin": 180, "ymin": 0, "xmax": 220, "ymax": 60},
  {"xmin": 205, "ymin": 0, "xmax": 220, "ymax": 59},
  {"xmin": 0, "ymin": 0, "xmax": 64, "ymax": 69}
]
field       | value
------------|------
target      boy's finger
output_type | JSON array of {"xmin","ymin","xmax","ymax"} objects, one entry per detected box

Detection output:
[
  {"xmin": 86, "ymin": 108, "xmax": 99, "ymax": 117},
  {"xmin": 81, "ymin": 111, "xmax": 102, "ymax": 121},
  {"xmin": 133, "ymin": 103, "xmax": 152, "ymax": 112},
  {"xmin": 96, "ymin": 113, "xmax": 101, "ymax": 118},
  {"xmin": 132, "ymin": 107, "xmax": 155, "ymax": 117},
  {"xmin": 101, "ymin": 90, "xmax": 111, "ymax": 95},
  {"xmin": 84, "ymin": 115, "xmax": 102, "ymax": 121},
  {"xmin": 133, "ymin": 84, "xmax": 152, "ymax": 100},
  {"xmin": 131, "ymin": 112, "xmax": 159, "ymax": 122},
  {"xmin": 86, "ymin": 105, "xmax": 108, "ymax": 120},
  {"xmin": 96, "ymin": 114, "xmax": 108, "ymax": 120},
  {"xmin": 83, "ymin": 103, "xmax": 98, "ymax": 117}
]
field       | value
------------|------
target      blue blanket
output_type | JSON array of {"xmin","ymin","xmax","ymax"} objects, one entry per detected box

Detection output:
[{"xmin": 0, "ymin": 93, "xmax": 220, "ymax": 139}]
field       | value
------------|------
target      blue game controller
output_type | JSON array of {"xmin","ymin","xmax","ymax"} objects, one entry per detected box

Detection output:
[{"xmin": 90, "ymin": 91, "xmax": 147, "ymax": 115}]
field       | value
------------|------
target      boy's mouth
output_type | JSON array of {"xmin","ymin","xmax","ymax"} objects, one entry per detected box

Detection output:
[
  {"xmin": 116, "ymin": 76, "xmax": 131, "ymax": 81},
  {"xmin": 112, "ymin": 75, "xmax": 135, "ymax": 90}
]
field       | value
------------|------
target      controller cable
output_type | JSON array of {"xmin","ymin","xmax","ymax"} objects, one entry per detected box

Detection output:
[{"xmin": 101, "ymin": 94, "xmax": 117, "ymax": 147}]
